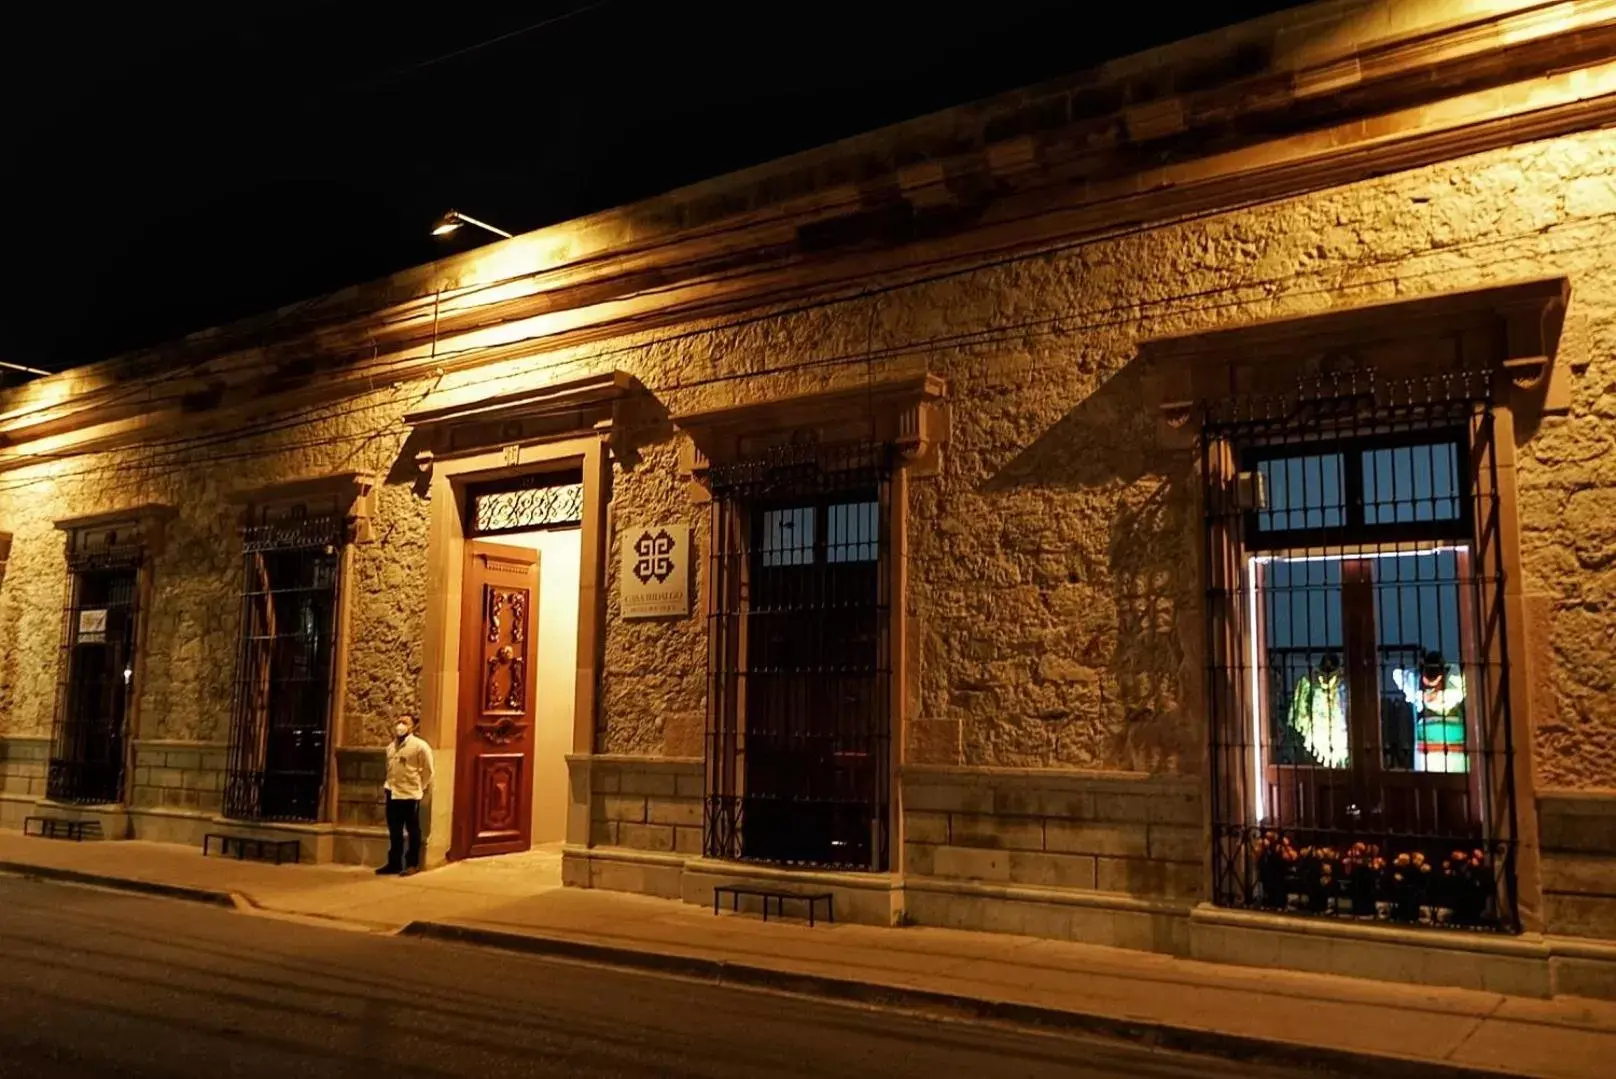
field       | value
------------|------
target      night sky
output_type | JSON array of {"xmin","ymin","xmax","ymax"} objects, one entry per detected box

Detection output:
[{"xmin": 3, "ymin": 1, "xmax": 1302, "ymax": 378}]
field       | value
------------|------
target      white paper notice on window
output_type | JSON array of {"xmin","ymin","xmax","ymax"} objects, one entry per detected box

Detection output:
[{"xmin": 77, "ymin": 609, "xmax": 108, "ymax": 642}]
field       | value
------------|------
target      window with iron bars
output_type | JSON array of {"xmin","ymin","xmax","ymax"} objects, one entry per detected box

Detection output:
[
  {"xmin": 48, "ymin": 528, "xmax": 142, "ymax": 805},
  {"xmin": 1203, "ymin": 371, "xmax": 1518, "ymax": 931},
  {"xmin": 224, "ymin": 506, "xmax": 343, "ymax": 823},
  {"xmin": 705, "ymin": 441, "xmax": 894, "ymax": 872}
]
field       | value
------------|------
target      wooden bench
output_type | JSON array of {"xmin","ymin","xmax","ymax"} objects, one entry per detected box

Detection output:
[
  {"xmin": 713, "ymin": 884, "xmax": 834, "ymax": 927},
  {"xmin": 23, "ymin": 816, "xmax": 100, "ymax": 841},
  {"xmin": 203, "ymin": 833, "xmax": 302, "ymax": 865}
]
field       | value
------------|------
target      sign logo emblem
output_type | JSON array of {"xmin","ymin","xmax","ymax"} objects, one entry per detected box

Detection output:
[{"xmin": 633, "ymin": 529, "xmax": 676, "ymax": 584}]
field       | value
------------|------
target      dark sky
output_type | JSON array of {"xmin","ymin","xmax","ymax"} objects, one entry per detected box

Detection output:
[{"xmin": 2, "ymin": 1, "xmax": 1301, "ymax": 376}]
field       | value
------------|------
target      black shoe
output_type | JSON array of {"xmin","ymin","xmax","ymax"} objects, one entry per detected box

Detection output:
[{"xmin": 375, "ymin": 865, "xmax": 402, "ymax": 876}]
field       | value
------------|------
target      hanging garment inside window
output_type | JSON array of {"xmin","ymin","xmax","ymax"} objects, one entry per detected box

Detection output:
[
  {"xmin": 1287, "ymin": 653, "xmax": 1349, "ymax": 767},
  {"xmin": 1393, "ymin": 651, "xmax": 1467, "ymax": 774}
]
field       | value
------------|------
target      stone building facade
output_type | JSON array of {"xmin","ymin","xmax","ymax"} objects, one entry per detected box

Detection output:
[{"xmin": 3, "ymin": 0, "xmax": 1616, "ymax": 997}]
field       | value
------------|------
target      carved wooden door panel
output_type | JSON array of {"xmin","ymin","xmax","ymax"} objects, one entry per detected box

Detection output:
[{"xmin": 453, "ymin": 541, "xmax": 539, "ymax": 859}]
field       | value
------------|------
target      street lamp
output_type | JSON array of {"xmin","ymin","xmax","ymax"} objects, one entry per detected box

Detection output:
[{"xmin": 431, "ymin": 209, "xmax": 512, "ymax": 240}]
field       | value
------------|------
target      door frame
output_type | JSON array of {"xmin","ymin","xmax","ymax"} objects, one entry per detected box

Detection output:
[{"xmin": 418, "ymin": 434, "xmax": 609, "ymax": 867}]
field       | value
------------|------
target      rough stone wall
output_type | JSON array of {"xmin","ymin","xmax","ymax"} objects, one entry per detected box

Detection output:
[
  {"xmin": 0, "ymin": 389, "xmax": 427, "ymax": 751},
  {"xmin": 599, "ymin": 439, "xmax": 706, "ymax": 757},
  {"xmin": 587, "ymin": 126, "xmax": 1616, "ymax": 791},
  {"xmin": 2, "ymin": 127, "xmax": 1615, "ymax": 798}
]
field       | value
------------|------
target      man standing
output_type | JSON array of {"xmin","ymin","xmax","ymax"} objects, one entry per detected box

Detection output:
[{"xmin": 379, "ymin": 714, "xmax": 434, "ymax": 876}]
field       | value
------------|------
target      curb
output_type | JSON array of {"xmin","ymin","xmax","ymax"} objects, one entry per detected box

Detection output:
[
  {"xmin": 401, "ymin": 920, "xmax": 1512, "ymax": 1079},
  {"xmin": 0, "ymin": 861, "xmax": 238, "ymax": 909}
]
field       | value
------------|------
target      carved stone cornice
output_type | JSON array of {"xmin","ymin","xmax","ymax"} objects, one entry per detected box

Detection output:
[
  {"xmin": 1148, "ymin": 276, "xmax": 1572, "ymax": 420},
  {"xmin": 406, "ymin": 370, "xmax": 648, "ymax": 469},
  {"xmin": 674, "ymin": 373, "xmax": 950, "ymax": 498},
  {"xmin": 226, "ymin": 472, "xmax": 379, "ymax": 544},
  {"xmin": 54, "ymin": 504, "xmax": 177, "ymax": 558}
]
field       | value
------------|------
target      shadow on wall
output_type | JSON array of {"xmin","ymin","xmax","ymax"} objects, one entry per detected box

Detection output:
[{"xmin": 980, "ymin": 353, "xmax": 1202, "ymax": 775}]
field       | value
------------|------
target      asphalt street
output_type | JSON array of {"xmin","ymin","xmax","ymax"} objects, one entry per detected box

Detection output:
[{"xmin": 0, "ymin": 876, "xmax": 1307, "ymax": 1078}]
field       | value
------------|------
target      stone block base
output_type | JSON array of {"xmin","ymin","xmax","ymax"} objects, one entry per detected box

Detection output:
[
  {"xmin": 128, "ymin": 807, "xmax": 212, "ymax": 848},
  {"xmin": 1186, "ymin": 904, "xmax": 1616, "ymax": 1000},
  {"xmin": 1, "ymin": 792, "xmax": 35, "ymax": 831},
  {"xmin": 560, "ymin": 840, "xmax": 1616, "ymax": 1000},
  {"xmin": 564, "ymin": 847, "xmax": 901, "ymax": 927},
  {"xmin": 906, "ymin": 877, "xmax": 1190, "ymax": 950},
  {"xmin": 682, "ymin": 858, "xmax": 906, "ymax": 927},
  {"xmin": 30, "ymin": 800, "xmax": 136, "ymax": 839},
  {"xmin": 125, "ymin": 810, "xmax": 385, "ymax": 866},
  {"xmin": 562, "ymin": 845, "xmax": 685, "ymax": 897}
]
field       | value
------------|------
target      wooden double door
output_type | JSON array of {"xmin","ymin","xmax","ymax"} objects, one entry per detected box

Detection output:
[{"xmin": 452, "ymin": 541, "xmax": 540, "ymax": 860}]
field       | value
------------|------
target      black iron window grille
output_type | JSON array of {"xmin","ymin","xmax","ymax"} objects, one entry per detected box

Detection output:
[
  {"xmin": 225, "ymin": 506, "xmax": 343, "ymax": 823},
  {"xmin": 468, "ymin": 470, "xmax": 584, "ymax": 536},
  {"xmin": 705, "ymin": 440, "xmax": 894, "ymax": 872},
  {"xmin": 1203, "ymin": 370, "xmax": 1519, "ymax": 931},
  {"xmin": 48, "ymin": 529, "xmax": 143, "ymax": 804}
]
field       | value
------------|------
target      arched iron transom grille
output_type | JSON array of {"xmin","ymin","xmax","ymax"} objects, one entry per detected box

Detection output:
[
  {"xmin": 225, "ymin": 507, "xmax": 343, "ymax": 823},
  {"xmin": 705, "ymin": 441, "xmax": 894, "ymax": 872},
  {"xmin": 1202, "ymin": 370, "xmax": 1519, "ymax": 932}
]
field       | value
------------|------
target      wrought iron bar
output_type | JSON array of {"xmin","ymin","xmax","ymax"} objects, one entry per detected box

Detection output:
[
  {"xmin": 48, "ymin": 552, "xmax": 140, "ymax": 805},
  {"xmin": 706, "ymin": 441, "xmax": 893, "ymax": 872},
  {"xmin": 225, "ymin": 511, "xmax": 342, "ymax": 823}
]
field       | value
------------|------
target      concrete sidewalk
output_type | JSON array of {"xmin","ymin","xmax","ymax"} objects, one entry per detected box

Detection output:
[{"xmin": 3, "ymin": 831, "xmax": 1613, "ymax": 1078}]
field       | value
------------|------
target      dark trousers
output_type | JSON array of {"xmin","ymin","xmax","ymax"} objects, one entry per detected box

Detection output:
[{"xmin": 385, "ymin": 792, "xmax": 423, "ymax": 870}]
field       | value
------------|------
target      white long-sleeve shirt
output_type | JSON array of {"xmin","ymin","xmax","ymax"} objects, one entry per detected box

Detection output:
[{"xmin": 385, "ymin": 734, "xmax": 435, "ymax": 800}]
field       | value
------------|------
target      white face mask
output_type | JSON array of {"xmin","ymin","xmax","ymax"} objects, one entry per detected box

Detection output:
[{"xmin": 395, "ymin": 723, "xmax": 411, "ymax": 739}]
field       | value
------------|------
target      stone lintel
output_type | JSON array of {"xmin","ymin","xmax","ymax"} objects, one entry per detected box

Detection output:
[
  {"xmin": 675, "ymin": 373, "xmax": 950, "ymax": 482},
  {"xmin": 1148, "ymin": 275, "xmax": 1572, "ymax": 414},
  {"xmin": 226, "ymin": 471, "xmax": 379, "ymax": 543}
]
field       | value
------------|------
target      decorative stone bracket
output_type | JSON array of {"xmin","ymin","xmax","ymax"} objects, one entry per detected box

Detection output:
[
  {"xmin": 226, "ymin": 473, "xmax": 378, "ymax": 544},
  {"xmin": 674, "ymin": 373, "xmax": 950, "ymax": 500}
]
